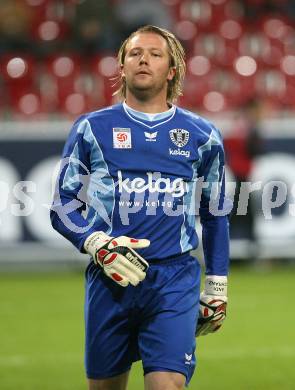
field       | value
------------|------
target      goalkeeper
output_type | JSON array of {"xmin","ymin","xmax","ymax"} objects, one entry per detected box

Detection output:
[{"xmin": 51, "ymin": 25, "xmax": 230, "ymax": 390}]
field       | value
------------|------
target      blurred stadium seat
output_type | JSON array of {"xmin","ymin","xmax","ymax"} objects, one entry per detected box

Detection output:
[
  {"xmin": 90, "ymin": 54, "xmax": 119, "ymax": 107},
  {"xmin": 0, "ymin": 54, "xmax": 36, "ymax": 106},
  {"xmin": 0, "ymin": 0, "xmax": 294, "ymax": 117},
  {"xmin": 43, "ymin": 54, "xmax": 82, "ymax": 112},
  {"xmin": 14, "ymin": 91, "xmax": 44, "ymax": 119},
  {"xmin": 31, "ymin": 19, "xmax": 69, "ymax": 42}
]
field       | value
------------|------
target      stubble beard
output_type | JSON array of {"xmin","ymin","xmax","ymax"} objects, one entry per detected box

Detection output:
[{"xmin": 127, "ymin": 78, "xmax": 168, "ymax": 102}]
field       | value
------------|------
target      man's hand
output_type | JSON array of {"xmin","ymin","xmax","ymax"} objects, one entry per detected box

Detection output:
[
  {"xmin": 84, "ymin": 231, "xmax": 150, "ymax": 287},
  {"xmin": 196, "ymin": 275, "xmax": 228, "ymax": 337}
]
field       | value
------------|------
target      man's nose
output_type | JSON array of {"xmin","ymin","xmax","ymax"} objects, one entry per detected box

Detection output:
[{"xmin": 139, "ymin": 53, "xmax": 148, "ymax": 64}]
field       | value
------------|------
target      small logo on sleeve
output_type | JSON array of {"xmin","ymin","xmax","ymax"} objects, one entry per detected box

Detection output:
[{"xmin": 113, "ymin": 128, "xmax": 132, "ymax": 149}]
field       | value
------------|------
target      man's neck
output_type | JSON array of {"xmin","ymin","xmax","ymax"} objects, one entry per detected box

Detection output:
[{"xmin": 125, "ymin": 92, "xmax": 170, "ymax": 113}]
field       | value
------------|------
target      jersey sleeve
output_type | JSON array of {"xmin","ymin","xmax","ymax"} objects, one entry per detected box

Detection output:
[
  {"xmin": 198, "ymin": 126, "xmax": 231, "ymax": 276},
  {"xmin": 50, "ymin": 116, "xmax": 98, "ymax": 252}
]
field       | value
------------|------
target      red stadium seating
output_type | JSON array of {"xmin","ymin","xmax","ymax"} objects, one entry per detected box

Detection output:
[
  {"xmin": 90, "ymin": 55, "xmax": 120, "ymax": 107},
  {"xmin": 0, "ymin": 0, "xmax": 294, "ymax": 117},
  {"xmin": 0, "ymin": 54, "xmax": 37, "ymax": 107},
  {"xmin": 31, "ymin": 19, "xmax": 69, "ymax": 42},
  {"xmin": 14, "ymin": 91, "xmax": 45, "ymax": 119},
  {"xmin": 43, "ymin": 54, "xmax": 82, "ymax": 110}
]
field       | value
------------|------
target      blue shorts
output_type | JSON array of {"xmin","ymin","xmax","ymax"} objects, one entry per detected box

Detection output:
[{"xmin": 84, "ymin": 253, "xmax": 201, "ymax": 385}]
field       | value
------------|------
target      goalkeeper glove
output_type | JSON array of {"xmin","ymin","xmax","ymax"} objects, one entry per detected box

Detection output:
[
  {"xmin": 84, "ymin": 231, "xmax": 150, "ymax": 287},
  {"xmin": 196, "ymin": 275, "xmax": 228, "ymax": 337}
]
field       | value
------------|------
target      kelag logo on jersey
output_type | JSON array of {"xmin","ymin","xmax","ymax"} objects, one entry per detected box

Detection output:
[
  {"xmin": 169, "ymin": 148, "xmax": 190, "ymax": 158},
  {"xmin": 117, "ymin": 170, "xmax": 187, "ymax": 197}
]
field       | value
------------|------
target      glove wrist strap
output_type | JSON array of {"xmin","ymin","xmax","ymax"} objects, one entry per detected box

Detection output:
[
  {"xmin": 204, "ymin": 275, "xmax": 228, "ymax": 296},
  {"xmin": 84, "ymin": 231, "xmax": 111, "ymax": 258}
]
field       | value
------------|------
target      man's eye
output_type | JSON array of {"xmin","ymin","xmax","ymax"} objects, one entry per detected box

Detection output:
[
  {"xmin": 130, "ymin": 52, "xmax": 140, "ymax": 56},
  {"xmin": 152, "ymin": 53, "xmax": 161, "ymax": 57}
]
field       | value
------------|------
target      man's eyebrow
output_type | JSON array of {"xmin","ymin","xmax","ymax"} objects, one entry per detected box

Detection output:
[{"xmin": 128, "ymin": 46, "xmax": 164, "ymax": 52}]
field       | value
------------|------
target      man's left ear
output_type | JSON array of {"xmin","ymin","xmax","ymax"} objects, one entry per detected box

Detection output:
[{"xmin": 167, "ymin": 67, "xmax": 176, "ymax": 81}]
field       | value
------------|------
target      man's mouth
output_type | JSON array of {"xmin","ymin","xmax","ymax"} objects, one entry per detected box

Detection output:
[{"xmin": 136, "ymin": 70, "xmax": 151, "ymax": 75}]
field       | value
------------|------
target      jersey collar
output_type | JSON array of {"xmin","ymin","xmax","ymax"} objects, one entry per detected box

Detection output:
[{"xmin": 123, "ymin": 101, "xmax": 175, "ymax": 122}]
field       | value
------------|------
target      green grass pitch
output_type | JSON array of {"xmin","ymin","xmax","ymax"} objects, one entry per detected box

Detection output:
[{"xmin": 0, "ymin": 264, "xmax": 294, "ymax": 389}]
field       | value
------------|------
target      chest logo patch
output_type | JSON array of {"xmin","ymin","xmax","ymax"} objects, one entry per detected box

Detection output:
[
  {"xmin": 144, "ymin": 131, "xmax": 157, "ymax": 142},
  {"xmin": 113, "ymin": 128, "xmax": 132, "ymax": 149},
  {"xmin": 169, "ymin": 129, "xmax": 189, "ymax": 147}
]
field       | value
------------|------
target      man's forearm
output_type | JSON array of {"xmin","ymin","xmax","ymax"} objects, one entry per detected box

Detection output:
[{"xmin": 201, "ymin": 215, "xmax": 230, "ymax": 275}]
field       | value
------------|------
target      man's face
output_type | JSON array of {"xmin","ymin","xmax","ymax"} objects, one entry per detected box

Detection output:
[{"xmin": 121, "ymin": 32, "xmax": 175, "ymax": 99}]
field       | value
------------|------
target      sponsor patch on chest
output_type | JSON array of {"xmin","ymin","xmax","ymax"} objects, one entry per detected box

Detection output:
[{"xmin": 113, "ymin": 128, "xmax": 132, "ymax": 149}]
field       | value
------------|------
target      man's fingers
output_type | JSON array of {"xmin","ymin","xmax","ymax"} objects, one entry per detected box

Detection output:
[
  {"xmin": 103, "ymin": 255, "xmax": 147, "ymax": 286},
  {"xmin": 95, "ymin": 235, "xmax": 150, "ymax": 287},
  {"xmin": 109, "ymin": 271, "xmax": 129, "ymax": 287},
  {"xmin": 197, "ymin": 323, "xmax": 215, "ymax": 336},
  {"xmin": 118, "ymin": 256, "xmax": 147, "ymax": 280},
  {"xmin": 128, "ymin": 238, "xmax": 150, "ymax": 249},
  {"xmin": 110, "ymin": 236, "xmax": 150, "ymax": 249},
  {"xmin": 120, "ymin": 237, "xmax": 150, "ymax": 249},
  {"xmin": 113, "ymin": 255, "xmax": 147, "ymax": 284},
  {"xmin": 112, "ymin": 262, "xmax": 139, "ymax": 286}
]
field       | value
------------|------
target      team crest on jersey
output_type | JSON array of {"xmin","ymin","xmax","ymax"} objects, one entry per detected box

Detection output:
[
  {"xmin": 169, "ymin": 129, "xmax": 189, "ymax": 147},
  {"xmin": 113, "ymin": 128, "xmax": 132, "ymax": 149}
]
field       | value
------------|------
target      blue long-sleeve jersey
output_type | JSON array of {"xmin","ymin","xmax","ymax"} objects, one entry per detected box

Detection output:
[{"xmin": 50, "ymin": 103, "xmax": 230, "ymax": 276}]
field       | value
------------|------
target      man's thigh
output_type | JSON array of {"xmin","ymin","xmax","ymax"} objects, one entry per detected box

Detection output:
[
  {"xmin": 85, "ymin": 263, "xmax": 139, "ymax": 379},
  {"xmin": 138, "ymin": 255, "xmax": 201, "ymax": 385}
]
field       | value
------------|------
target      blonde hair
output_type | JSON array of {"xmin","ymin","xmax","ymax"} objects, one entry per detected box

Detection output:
[{"xmin": 113, "ymin": 25, "xmax": 186, "ymax": 103}]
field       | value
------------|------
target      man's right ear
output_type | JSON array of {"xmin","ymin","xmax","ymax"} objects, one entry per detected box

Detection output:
[{"xmin": 120, "ymin": 64, "xmax": 125, "ymax": 78}]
